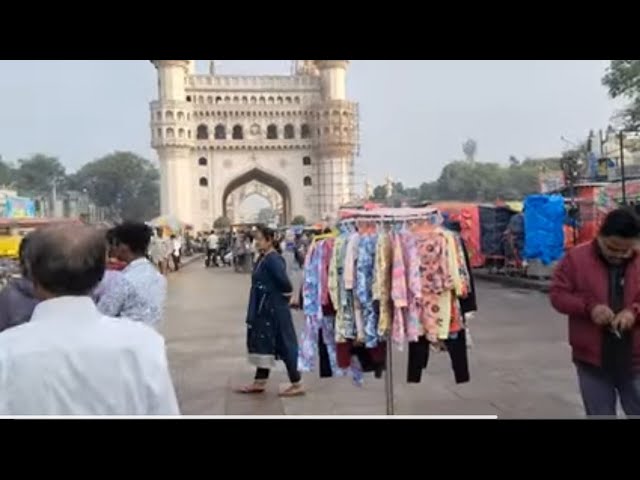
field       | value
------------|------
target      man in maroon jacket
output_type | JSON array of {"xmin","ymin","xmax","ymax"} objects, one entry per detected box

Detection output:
[{"xmin": 550, "ymin": 207, "xmax": 640, "ymax": 417}]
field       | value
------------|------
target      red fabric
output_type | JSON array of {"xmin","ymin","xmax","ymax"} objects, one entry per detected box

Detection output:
[
  {"xmin": 433, "ymin": 202, "xmax": 484, "ymax": 267},
  {"xmin": 549, "ymin": 241, "xmax": 640, "ymax": 371},
  {"xmin": 336, "ymin": 342, "xmax": 352, "ymax": 368}
]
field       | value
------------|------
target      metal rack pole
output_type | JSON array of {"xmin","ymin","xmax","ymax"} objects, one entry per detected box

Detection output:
[{"xmin": 385, "ymin": 340, "xmax": 394, "ymax": 415}]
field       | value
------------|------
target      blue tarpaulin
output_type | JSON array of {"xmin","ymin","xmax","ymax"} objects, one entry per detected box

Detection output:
[{"xmin": 523, "ymin": 194, "xmax": 565, "ymax": 265}]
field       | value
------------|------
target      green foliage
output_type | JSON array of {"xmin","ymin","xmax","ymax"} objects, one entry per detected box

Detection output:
[
  {"xmin": 0, "ymin": 159, "xmax": 15, "ymax": 187},
  {"xmin": 257, "ymin": 207, "xmax": 276, "ymax": 225},
  {"xmin": 70, "ymin": 151, "xmax": 159, "ymax": 222},
  {"xmin": 291, "ymin": 215, "xmax": 306, "ymax": 225},
  {"xmin": 372, "ymin": 157, "xmax": 558, "ymax": 204},
  {"xmin": 213, "ymin": 216, "xmax": 231, "ymax": 229},
  {"xmin": 602, "ymin": 60, "xmax": 640, "ymax": 129},
  {"xmin": 14, "ymin": 154, "xmax": 66, "ymax": 197}
]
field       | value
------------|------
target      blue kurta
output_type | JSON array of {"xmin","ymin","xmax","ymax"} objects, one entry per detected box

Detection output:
[{"xmin": 246, "ymin": 252, "xmax": 298, "ymax": 369}]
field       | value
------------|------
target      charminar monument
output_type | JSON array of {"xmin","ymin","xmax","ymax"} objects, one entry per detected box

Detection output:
[{"xmin": 150, "ymin": 60, "xmax": 360, "ymax": 229}]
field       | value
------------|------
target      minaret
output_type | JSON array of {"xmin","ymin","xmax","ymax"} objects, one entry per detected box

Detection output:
[
  {"xmin": 313, "ymin": 60, "xmax": 358, "ymax": 219},
  {"xmin": 150, "ymin": 60, "xmax": 195, "ymax": 225}
]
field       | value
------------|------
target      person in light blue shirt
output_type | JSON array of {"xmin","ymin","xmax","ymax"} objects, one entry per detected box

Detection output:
[{"xmin": 97, "ymin": 223, "xmax": 167, "ymax": 328}]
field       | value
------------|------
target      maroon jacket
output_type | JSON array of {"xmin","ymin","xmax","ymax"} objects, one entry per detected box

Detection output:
[{"xmin": 550, "ymin": 240, "xmax": 640, "ymax": 371}]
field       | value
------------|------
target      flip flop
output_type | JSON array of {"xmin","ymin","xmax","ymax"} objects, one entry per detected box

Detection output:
[
  {"xmin": 234, "ymin": 384, "xmax": 266, "ymax": 394},
  {"xmin": 278, "ymin": 384, "xmax": 306, "ymax": 398}
]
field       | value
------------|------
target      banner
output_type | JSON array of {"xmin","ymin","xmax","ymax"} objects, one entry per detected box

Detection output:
[{"xmin": 4, "ymin": 196, "xmax": 36, "ymax": 219}]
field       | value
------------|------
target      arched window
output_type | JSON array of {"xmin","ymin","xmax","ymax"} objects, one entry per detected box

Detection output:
[
  {"xmin": 303, "ymin": 176, "xmax": 312, "ymax": 187},
  {"xmin": 285, "ymin": 96, "xmax": 292, "ymax": 104},
  {"xmin": 196, "ymin": 124, "xmax": 209, "ymax": 140},
  {"xmin": 207, "ymin": 96, "xmax": 213, "ymax": 104},
  {"xmin": 166, "ymin": 111, "xmax": 174, "ymax": 121},
  {"xmin": 178, "ymin": 128, "xmax": 185, "ymax": 138},
  {"xmin": 156, "ymin": 128, "xmax": 162, "ymax": 138},
  {"xmin": 250, "ymin": 96, "xmax": 257, "ymax": 104},
  {"xmin": 300, "ymin": 124, "xmax": 311, "ymax": 139},
  {"xmin": 214, "ymin": 124, "xmax": 226, "ymax": 140},
  {"xmin": 303, "ymin": 156, "xmax": 311, "ymax": 166},
  {"xmin": 242, "ymin": 96, "xmax": 248, "ymax": 104},
  {"xmin": 177, "ymin": 111, "xmax": 184, "ymax": 121},
  {"xmin": 284, "ymin": 124, "xmax": 295, "ymax": 139},
  {"xmin": 186, "ymin": 95, "xmax": 192, "ymax": 102},
  {"xmin": 216, "ymin": 96, "xmax": 222, "ymax": 104},
  {"xmin": 156, "ymin": 111, "xmax": 162, "ymax": 120},
  {"xmin": 294, "ymin": 96, "xmax": 301, "ymax": 104},
  {"xmin": 233, "ymin": 96, "xmax": 239, "ymax": 103},
  {"xmin": 277, "ymin": 96, "xmax": 283, "ymax": 104},
  {"xmin": 268, "ymin": 96, "xmax": 274, "ymax": 104},
  {"xmin": 198, "ymin": 157, "xmax": 207, "ymax": 166},
  {"xmin": 199, "ymin": 177, "xmax": 208, "ymax": 187},
  {"xmin": 266, "ymin": 124, "xmax": 278, "ymax": 140},
  {"xmin": 224, "ymin": 96, "xmax": 230, "ymax": 103},
  {"xmin": 198, "ymin": 96, "xmax": 204, "ymax": 103},
  {"xmin": 232, "ymin": 125, "xmax": 243, "ymax": 140},
  {"xmin": 166, "ymin": 128, "xmax": 175, "ymax": 138},
  {"xmin": 259, "ymin": 96, "xmax": 266, "ymax": 104}
]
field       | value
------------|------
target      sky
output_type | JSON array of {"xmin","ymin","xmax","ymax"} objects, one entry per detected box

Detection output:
[{"xmin": 0, "ymin": 60, "xmax": 620, "ymax": 190}]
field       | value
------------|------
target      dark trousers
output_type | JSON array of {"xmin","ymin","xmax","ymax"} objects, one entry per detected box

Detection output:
[
  {"xmin": 255, "ymin": 363, "xmax": 301, "ymax": 384},
  {"xmin": 575, "ymin": 361, "xmax": 640, "ymax": 417},
  {"xmin": 407, "ymin": 330, "xmax": 470, "ymax": 384},
  {"xmin": 172, "ymin": 253, "xmax": 181, "ymax": 271}
]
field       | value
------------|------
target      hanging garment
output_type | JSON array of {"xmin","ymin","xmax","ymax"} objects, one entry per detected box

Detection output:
[
  {"xmin": 414, "ymin": 228, "xmax": 452, "ymax": 341},
  {"xmin": 391, "ymin": 232, "xmax": 408, "ymax": 345},
  {"xmin": 406, "ymin": 330, "xmax": 470, "ymax": 384},
  {"xmin": 457, "ymin": 236, "xmax": 478, "ymax": 315},
  {"xmin": 337, "ymin": 235, "xmax": 356, "ymax": 341},
  {"xmin": 302, "ymin": 243, "xmax": 321, "ymax": 319},
  {"xmin": 400, "ymin": 231, "xmax": 422, "ymax": 342},
  {"xmin": 356, "ymin": 233, "xmax": 378, "ymax": 347},
  {"xmin": 336, "ymin": 340, "xmax": 387, "ymax": 379},
  {"xmin": 374, "ymin": 232, "xmax": 393, "ymax": 337}
]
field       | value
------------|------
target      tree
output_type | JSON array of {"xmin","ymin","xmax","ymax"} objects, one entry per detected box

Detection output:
[
  {"xmin": 462, "ymin": 138, "xmax": 478, "ymax": 163},
  {"xmin": 291, "ymin": 215, "xmax": 306, "ymax": 225},
  {"xmin": 508, "ymin": 155, "xmax": 520, "ymax": 167},
  {"xmin": 14, "ymin": 154, "xmax": 66, "ymax": 197},
  {"xmin": 602, "ymin": 60, "xmax": 640, "ymax": 129},
  {"xmin": 70, "ymin": 151, "xmax": 159, "ymax": 222},
  {"xmin": 213, "ymin": 216, "xmax": 231, "ymax": 229},
  {"xmin": 257, "ymin": 207, "xmax": 276, "ymax": 225},
  {"xmin": 0, "ymin": 158, "xmax": 15, "ymax": 187}
]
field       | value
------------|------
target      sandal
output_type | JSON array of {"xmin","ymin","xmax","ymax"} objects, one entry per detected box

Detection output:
[
  {"xmin": 278, "ymin": 383, "xmax": 306, "ymax": 398},
  {"xmin": 234, "ymin": 381, "xmax": 267, "ymax": 394}
]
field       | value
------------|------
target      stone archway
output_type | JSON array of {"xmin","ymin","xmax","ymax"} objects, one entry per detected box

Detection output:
[
  {"xmin": 222, "ymin": 168, "xmax": 291, "ymax": 225},
  {"xmin": 226, "ymin": 181, "xmax": 283, "ymax": 224}
]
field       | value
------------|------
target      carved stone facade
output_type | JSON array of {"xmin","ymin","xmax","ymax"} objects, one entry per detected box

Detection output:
[{"xmin": 150, "ymin": 60, "xmax": 359, "ymax": 230}]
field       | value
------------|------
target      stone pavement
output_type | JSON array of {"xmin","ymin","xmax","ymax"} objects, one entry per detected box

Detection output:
[{"xmin": 160, "ymin": 263, "xmax": 584, "ymax": 418}]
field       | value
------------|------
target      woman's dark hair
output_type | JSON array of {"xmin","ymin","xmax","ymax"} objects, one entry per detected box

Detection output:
[
  {"xmin": 111, "ymin": 222, "xmax": 153, "ymax": 255},
  {"xmin": 256, "ymin": 225, "xmax": 281, "ymax": 254},
  {"xmin": 600, "ymin": 207, "xmax": 640, "ymax": 239}
]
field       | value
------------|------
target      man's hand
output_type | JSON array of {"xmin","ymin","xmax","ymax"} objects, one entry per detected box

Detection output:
[
  {"xmin": 612, "ymin": 309, "xmax": 636, "ymax": 331},
  {"xmin": 591, "ymin": 305, "xmax": 615, "ymax": 326}
]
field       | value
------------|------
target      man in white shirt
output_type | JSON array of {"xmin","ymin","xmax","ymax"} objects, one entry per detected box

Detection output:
[
  {"xmin": 170, "ymin": 234, "xmax": 182, "ymax": 271},
  {"xmin": 99, "ymin": 223, "xmax": 167, "ymax": 328},
  {"xmin": 0, "ymin": 225, "xmax": 179, "ymax": 416},
  {"xmin": 206, "ymin": 230, "xmax": 219, "ymax": 267}
]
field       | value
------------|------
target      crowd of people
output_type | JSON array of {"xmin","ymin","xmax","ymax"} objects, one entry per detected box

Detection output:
[{"xmin": 0, "ymin": 222, "xmax": 179, "ymax": 415}]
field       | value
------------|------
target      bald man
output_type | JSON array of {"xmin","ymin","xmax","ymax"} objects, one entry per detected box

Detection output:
[{"xmin": 0, "ymin": 225, "xmax": 179, "ymax": 416}]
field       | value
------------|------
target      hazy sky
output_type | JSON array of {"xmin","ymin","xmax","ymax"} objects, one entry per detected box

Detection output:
[{"xmin": 0, "ymin": 60, "xmax": 619, "ymax": 189}]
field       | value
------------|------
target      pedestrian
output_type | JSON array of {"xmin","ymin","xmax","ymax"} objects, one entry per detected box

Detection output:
[
  {"xmin": 99, "ymin": 222, "xmax": 167, "ymax": 328},
  {"xmin": 0, "ymin": 233, "xmax": 39, "ymax": 334},
  {"xmin": 206, "ymin": 230, "xmax": 219, "ymax": 267},
  {"xmin": 171, "ymin": 234, "xmax": 182, "ymax": 271},
  {"xmin": 0, "ymin": 225, "xmax": 179, "ymax": 415},
  {"xmin": 550, "ymin": 207, "xmax": 640, "ymax": 417},
  {"xmin": 149, "ymin": 231, "xmax": 166, "ymax": 275},
  {"xmin": 234, "ymin": 225, "xmax": 304, "ymax": 397}
]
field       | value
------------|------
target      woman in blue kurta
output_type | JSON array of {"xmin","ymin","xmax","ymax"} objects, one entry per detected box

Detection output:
[{"xmin": 235, "ymin": 226, "xmax": 304, "ymax": 397}]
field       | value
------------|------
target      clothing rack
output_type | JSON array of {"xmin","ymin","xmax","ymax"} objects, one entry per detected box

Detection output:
[{"xmin": 336, "ymin": 207, "xmax": 443, "ymax": 416}]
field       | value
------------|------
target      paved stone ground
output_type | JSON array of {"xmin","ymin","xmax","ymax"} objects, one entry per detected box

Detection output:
[{"xmin": 160, "ymin": 262, "xmax": 584, "ymax": 418}]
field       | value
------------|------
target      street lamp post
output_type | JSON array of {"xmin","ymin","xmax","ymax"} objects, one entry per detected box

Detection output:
[{"xmin": 619, "ymin": 131, "xmax": 627, "ymax": 205}]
